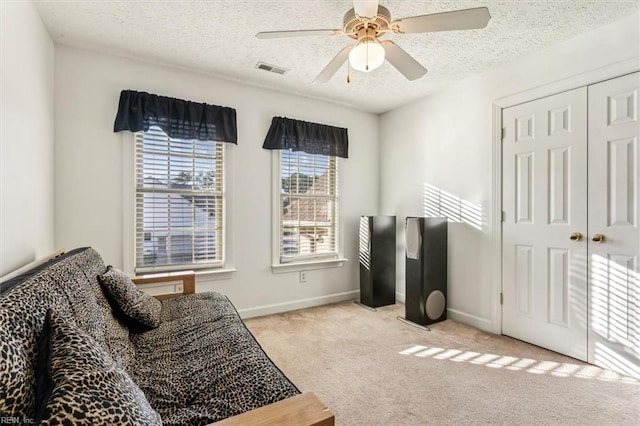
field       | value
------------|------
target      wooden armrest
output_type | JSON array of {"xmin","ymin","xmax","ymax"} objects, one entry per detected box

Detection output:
[
  {"xmin": 210, "ymin": 393, "xmax": 334, "ymax": 426},
  {"xmin": 131, "ymin": 272, "xmax": 195, "ymax": 300}
]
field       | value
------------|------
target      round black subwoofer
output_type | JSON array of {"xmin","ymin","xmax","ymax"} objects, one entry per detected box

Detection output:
[{"xmin": 425, "ymin": 290, "xmax": 446, "ymax": 320}]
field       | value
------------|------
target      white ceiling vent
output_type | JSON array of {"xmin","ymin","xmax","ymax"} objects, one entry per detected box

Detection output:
[{"xmin": 255, "ymin": 62, "xmax": 289, "ymax": 75}]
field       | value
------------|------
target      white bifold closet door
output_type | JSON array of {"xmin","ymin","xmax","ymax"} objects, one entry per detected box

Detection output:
[
  {"xmin": 502, "ymin": 87, "xmax": 589, "ymax": 361},
  {"xmin": 502, "ymin": 72, "xmax": 639, "ymax": 379},
  {"xmin": 587, "ymin": 72, "xmax": 639, "ymax": 379}
]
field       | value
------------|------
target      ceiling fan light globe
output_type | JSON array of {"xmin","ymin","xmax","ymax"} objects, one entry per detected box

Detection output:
[{"xmin": 349, "ymin": 41, "xmax": 385, "ymax": 72}]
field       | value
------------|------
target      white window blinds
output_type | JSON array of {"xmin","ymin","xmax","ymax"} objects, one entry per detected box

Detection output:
[
  {"xmin": 279, "ymin": 149, "xmax": 339, "ymax": 263},
  {"xmin": 135, "ymin": 126, "xmax": 225, "ymax": 273}
]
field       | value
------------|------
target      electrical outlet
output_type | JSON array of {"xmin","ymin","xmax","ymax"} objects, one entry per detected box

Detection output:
[{"xmin": 299, "ymin": 271, "xmax": 307, "ymax": 283}]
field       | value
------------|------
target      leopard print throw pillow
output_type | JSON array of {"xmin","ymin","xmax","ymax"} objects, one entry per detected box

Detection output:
[
  {"xmin": 98, "ymin": 266, "xmax": 162, "ymax": 328},
  {"xmin": 35, "ymin": 309, "xmax": 162, "ymax": 425}
]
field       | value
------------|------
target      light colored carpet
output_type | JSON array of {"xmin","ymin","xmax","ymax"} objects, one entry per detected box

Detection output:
[{"xmin": 244, "ymin": 302, "xmax": 639, "ymax": 426}]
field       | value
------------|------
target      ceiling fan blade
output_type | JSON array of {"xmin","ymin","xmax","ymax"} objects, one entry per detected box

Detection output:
[
  {"xmin": 314, "ymin": 46, "xmax": 353, "ymax": 83},
  {"xmin": 256, "ymin": 29, "xmax": 342, "ymax": 39},
  {"xmin": 353, "ymin": 0, "xmax": 379, "ymax": 19},
  {"xmin": 381, "ymin": 41, "xmax": 427, "ymax": 81},
  {"xmin": 392, "ymin": 7, "xmax": 491, "ymax": 34}
]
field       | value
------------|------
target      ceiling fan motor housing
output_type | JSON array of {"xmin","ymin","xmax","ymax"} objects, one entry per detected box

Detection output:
[{"xmin": 343, "ymin": 6, "xmax": 392, "ymax": 39}]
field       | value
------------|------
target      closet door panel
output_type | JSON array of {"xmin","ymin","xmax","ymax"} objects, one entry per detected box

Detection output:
[
  {"xmin": 588, "ymin": 72, "xmax": 640, "ymax": 379},
  {"xmin": 502, "ymin": 87, "xmax": 588, "ymax": 360}
]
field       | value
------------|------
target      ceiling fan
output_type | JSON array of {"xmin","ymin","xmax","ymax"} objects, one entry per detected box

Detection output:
[{"xmin": 256, "ymin": 0, "xmax": 491, "ymax": 83}]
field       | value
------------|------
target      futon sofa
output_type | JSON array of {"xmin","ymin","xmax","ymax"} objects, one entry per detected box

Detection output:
[{"xmin": 0, "ymin": 247, "xmax": 333, "ymax": 425}]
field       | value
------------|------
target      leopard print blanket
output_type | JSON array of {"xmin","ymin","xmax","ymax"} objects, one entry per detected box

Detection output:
[
  {"xmin": 130, "ymin": 292, "xmax": 299, "ymax": 425},
  {"xmin": 0, "ymin": 248, "xmax": 299, "ymax": 424}
]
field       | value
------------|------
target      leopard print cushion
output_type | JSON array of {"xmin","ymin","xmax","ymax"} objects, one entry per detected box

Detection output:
[
  {"xmin": 0, "ymin": 248, "xmax": 134, "ymax": 419},
  {"xmin": 129, "ymin": 292, "xmax": 300, "ymax": 425},
  {"xmin": 35, "ymin": 309, "xmax": 162, "ymax": 425},
  {"xmin": 0, "ymin": 256, "xmax": 78, "ymax": 419},
  {"xmin": 0, "ymin": 324, "xmax": 40, "ymax": 418},
  {"xmin": 98, "ymin": 266, "xmax": 162, "ymax": 328}
]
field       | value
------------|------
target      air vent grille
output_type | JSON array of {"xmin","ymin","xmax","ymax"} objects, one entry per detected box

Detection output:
[{"xmin": 256, "ymin": 62, "xmax": 288, "ymax": 75}]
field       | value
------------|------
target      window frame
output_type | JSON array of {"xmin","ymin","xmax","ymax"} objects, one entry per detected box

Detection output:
[
  {"xmin": 270, "ymin": 150, "xmax": 346, "ymax": 273},
  {"xmin": 122, "ymin": 130, "xmax": 235, "ymax": 277}
]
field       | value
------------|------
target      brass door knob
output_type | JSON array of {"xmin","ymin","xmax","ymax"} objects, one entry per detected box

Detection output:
[
  {"xmin": 569, "ymin": 232, "xmax": 583, "ymax": 241},
  {"xmin": 591, "ymin": 234, "xmax": 605, "ymax": 243}
]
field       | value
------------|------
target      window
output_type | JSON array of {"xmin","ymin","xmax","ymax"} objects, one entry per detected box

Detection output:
[
  {"xmin": 134, "ymin": 126, "xmax": 225, "ymax": 273},
  {"xmin": 277, "ymin": 149, "xmax": 339, "ymax": 263}
]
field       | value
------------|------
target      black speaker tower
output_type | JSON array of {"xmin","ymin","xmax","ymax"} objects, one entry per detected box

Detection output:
[
  {"xmin": 359, "ymin": 216, "xmax": 396, "ymax": 309},
  {"xmin": 403, "ymin": 217, "xmax": 448, "ymax": 327}
]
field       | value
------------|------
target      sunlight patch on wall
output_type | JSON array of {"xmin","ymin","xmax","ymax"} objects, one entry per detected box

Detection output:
[
  {"xmin": 399, "ymin": 344, "xmax": 638, "ymax": 384},
  {"xmin": 423, "ymin": 183, "xmax": 484, "ymax": 231},
  {"xmin": 358, "ymin": 216, "xmax": 371, "ymax": 270}
]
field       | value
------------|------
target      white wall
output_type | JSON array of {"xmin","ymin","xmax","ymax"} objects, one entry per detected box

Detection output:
[
  {"xmin": 54, "ymin": 46, "xmax": 379, "ymax": 315},
  {"xmin": 0, "ymin": 1, "xmax": 54, "ymax": 277},
  {"xmin": 379, "ymin": 12, "xmax": 640, "ymax": 333}
]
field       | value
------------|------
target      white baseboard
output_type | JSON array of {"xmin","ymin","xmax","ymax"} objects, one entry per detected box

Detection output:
[
  {"xmin": 447, "ymin": 308, "xmax": 493, "ymax": 332},
  {"xmin": 395, "ymin": 292, "xmax": 494, "ymax": 333},
  {"xmin": 238, "ymin": 291, "xmax": 495, "ymax": 332},
  {"xmin": 237, "ymin": 290, "xmax": 359, "ymax": 319}
]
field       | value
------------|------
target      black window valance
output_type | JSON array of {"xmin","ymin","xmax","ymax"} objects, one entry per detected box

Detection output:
[
  {"xmin": 113, "ymin": 90, "xmax": 237, "ymax": 144},
  {"xmin": 262, "ymin": 116, "xmax": 348, "ymax": 158}
]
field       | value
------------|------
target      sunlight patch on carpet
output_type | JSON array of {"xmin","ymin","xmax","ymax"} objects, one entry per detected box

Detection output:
[{"xmin": 399, "ymin": 345, "xmax": 638, "ymax": 384}]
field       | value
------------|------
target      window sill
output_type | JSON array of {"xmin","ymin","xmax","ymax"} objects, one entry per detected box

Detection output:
[
  {"xmin": 137, "ymin": 268, "xmax": 236, "ymax": 281},
  {"xmin": 195, "ymin": 268, "xmax": 236, "ymax": 280},
  {"xmin": 271, "ymin": 258, "xmax": 348, "ymax": 274}
]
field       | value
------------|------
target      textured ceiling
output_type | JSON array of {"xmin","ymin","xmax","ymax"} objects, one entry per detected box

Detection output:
[{"xmin": 33, "ymin": 0, "xmax": 639, "ymax": 114}]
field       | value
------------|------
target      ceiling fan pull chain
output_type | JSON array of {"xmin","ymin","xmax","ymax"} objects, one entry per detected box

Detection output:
[
  {"xmin": 347, "ymin": 60, "xmax": 351, "ymax": 83},
  {"xmin": 365, "ymin": 37, "xmax": 369, "ymax": 71}
]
